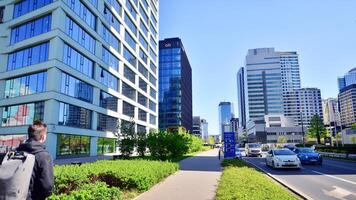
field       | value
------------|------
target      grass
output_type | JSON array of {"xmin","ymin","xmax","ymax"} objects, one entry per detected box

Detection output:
[{"xmin": 216, "ymin": 159, "xmax": 299, "ymax": 200}]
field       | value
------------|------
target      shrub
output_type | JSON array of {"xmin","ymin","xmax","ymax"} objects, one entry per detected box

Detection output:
[
  {"xmin": 48, "ymin": 182, "xmax": 121, "ymax": 200},
  {"xmin": 136, "ymin": 133, "xmax": 148, "ymax": 157}
]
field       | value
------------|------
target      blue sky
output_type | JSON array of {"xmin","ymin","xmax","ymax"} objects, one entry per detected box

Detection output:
[{"xmin": 159, "ymin": 0, "xmax": 356, "ymax": 135}]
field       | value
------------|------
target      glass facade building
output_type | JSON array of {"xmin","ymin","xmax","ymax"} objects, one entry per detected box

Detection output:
[
  {"xmin": 218, "ymin": 102, "xmax": 234, "ymax": 137},
  {"xmin": 0, "ymin": 0, "xmax": 159, "ymax": 159},
  {"xmin": 159, "ymin": 38, "xmax": 192, "ymax": 132},
  {"xmin": 338, "ymin": 68, "xmax": 356, "ymax": 92}
]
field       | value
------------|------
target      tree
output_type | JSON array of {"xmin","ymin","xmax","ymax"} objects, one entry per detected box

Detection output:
[
  {"xmin": 208, "ymin": 136, "xmax": 215, "ymax": 146},
  {"xmin": 352, "ymin": 123, "xmax": 356, "ymax": 130},
  {"xmin": 307, "ymin": 114, "xmax": 327, "ymax": 144},
  {"xmin": 118, "ymin": 120, "xmax": 136, "ymax": 157},
  {"xmin": 277, "ymin": 136, "xmax": 286, "ymax": 144},
  {"xmin": 350, "ymin": 136, "xmax": 356, "ymax": 144}
]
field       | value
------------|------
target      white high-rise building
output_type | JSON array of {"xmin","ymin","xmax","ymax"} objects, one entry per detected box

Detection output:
[
  {"xmin": 0, "ymin": 0, "xmax": 159, "ymax": 160},
  {"xmin": 322, "ymin": 98, "xmax": 340, "ymax": 126}
]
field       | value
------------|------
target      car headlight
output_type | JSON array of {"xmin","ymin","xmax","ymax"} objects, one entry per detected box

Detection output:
[
  {"xmin": 304, "ymin": 155, "xmax": 308, "ymax": 159},
  {"xmin": 276, "ymin": 157, "xmax": 282, "ymax": 162},
  {"xmin": 296, "ymin": 157, "xmax": 300, "ymax": 162}
]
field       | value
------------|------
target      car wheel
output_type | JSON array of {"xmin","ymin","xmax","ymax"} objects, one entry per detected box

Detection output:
[{"xmin": 272, "ymin": 161, "xmax": 276, "ymax": 169}]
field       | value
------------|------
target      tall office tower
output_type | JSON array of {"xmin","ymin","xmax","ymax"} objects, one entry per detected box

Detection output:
[
  {"xmin": 240, "ymin": 48, "xmax": 301, "ymax": 123},
  {"xmin": 236, "ymin": 67, "xmax": 247, "ymax": 128},
  {"xmin": 339, "ymin": 84, "xmax": 356, "ymax": 128},
  {"xmin": 192, "ymin": 116, "xmax": 201, "ymax": 137},
  {"xmin": 322, "ymin": 98, "xmax": 341, "ymax": 127},
  {"xmin": 159, "ymin": 38, "xmax": 193, "ymax": 132},
  {"xmin": 218, "ymin": 102, "xmax": 234, "ymax": 137},
  {"xmin": 284, "ymin": 88, "xmax": 323, "ymax": 126},
  {"xmin": 338, "ymin": 68, "xmax": 356, "ymax": 91},
  {"xmin": 201, "ymin": 118, "xmax": 209, "ymax": 141},
  {"xmin": 0, "ymin": 0, "xmax": 159, "ymax": 159}
]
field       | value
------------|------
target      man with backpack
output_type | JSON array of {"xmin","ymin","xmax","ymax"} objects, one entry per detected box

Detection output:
[{"xmin": 17, "ymin": 121, "xmax": 54, "ymax": 200}]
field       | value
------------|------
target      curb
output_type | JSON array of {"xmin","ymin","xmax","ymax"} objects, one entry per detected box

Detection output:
[{"xmin": 243, "ymin": 158, "xmax": 313, "ymax": 200}]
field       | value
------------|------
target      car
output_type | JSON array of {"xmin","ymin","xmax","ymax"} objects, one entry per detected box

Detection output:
[
  {"xmin": 245, "ymin": 143, "xmax": 262, "ymax": 157},
  {"xmin": 265, "ymin": 149, "xmax": 301, "ymax": 169},
  {"xmin": 235, "ymin": 147, "xmax": 245, "ymax": 159},
  {"xmin": 294, "ymin": 148, "xmax": 322, "ymax": 165},
  {"xmin": 283, "ymin": 144, "xmax": 296, "ymax": 151}
]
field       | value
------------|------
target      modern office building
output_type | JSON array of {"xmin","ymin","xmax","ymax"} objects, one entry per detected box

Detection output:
[
  {"xmin": 284, "ymin": 88, "xmax": 323, "ymax": 126},
  {"xmin": 230, "ymin": 117, "xmax": 239, "ymax": 133},
  {"xmin": 236, "ymin": 67, "xmax": 247, "ymax": 128},
  {"xmin": 338, "ymin": 68, "xmax": 356, "ymax": 92},
  {"xmin": 323, "ymin": 98, "xmax": 341, "ymax": 127},
  {"xmin": 159, "ymin": 37, "xmax": 192, "ymax": 132},
  {"xmin": 201, "ymin": 118, "xmax": 208, "ymax": 142},
  {"xmin": 242, "ymin": 48, "xmax": 301, "ymax": 122},
  {"xmin": 0, "ymin": 0, "xmax": 159, "ymax": 159},
  {"xmin": 339, "ymin": 84, "xmax": 356, "ymax": 128},
  {"xmin": 192, "ymin": 116, "xmax": 201, "ymax": 137},
  {"xmin": 218, "ymin": 102, "xmax": 234, "ymax": 137}
]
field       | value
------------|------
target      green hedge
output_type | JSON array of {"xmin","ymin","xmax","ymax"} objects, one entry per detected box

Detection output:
[
  {"xmin": 216, "ymin": 159, "xmax": 297, "ymax": 200},
  {"xmin": 316, "ymin": 145, "xmax": 356, "ymax": 154},
  {"xmin": 50, "ymin": 160, "xmax": 179, "ymax": 199}
]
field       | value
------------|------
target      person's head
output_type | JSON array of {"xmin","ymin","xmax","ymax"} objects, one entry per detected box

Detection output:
[{"xmin": 28, "ymin": 121, "xmax": 48, "ymax": 143}]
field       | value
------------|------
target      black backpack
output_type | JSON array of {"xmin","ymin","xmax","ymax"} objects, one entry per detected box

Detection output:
[{"xmin": 0, "ymin": 151, "xmax": 35, "ymax": 200}]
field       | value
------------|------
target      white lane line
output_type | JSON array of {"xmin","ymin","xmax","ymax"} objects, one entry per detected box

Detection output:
[{"xmin": 311, "ymin": 170, "xmax": 356, "ymax": 186}]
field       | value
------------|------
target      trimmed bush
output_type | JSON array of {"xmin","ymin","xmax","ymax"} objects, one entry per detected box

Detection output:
[{"xmin": 52, "ymin": 159, "xmax": 179, "ymax": 198}]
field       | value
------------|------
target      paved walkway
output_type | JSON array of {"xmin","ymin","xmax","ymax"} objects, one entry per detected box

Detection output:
[{"xmin": 136, "ymin": 149, "xmax": 222, "ymax": 200}]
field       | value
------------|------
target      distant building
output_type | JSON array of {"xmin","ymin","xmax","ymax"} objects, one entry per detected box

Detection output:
[
  {"xmin": 201, "ymin": 119, "xmax": 209, "ymax": 142},
  {"xmin": 338, "ymin": 68, "xmax": 356, "ymax": 92},
  {"xmin": 230, "ymin": 118, "xmax": 239, "ymax": 133},
  {"xmin": 218, "ymin": 102, "xmax": 234, "ymax": 137},
  {"xmin": 159, "ymin": 38, "xmax": 193, "ymax": 132},
  {"xmin": 339, "ymin": 84, "xmax": 356, "ymax": 128},
  {"xmin": 284, "ymin": 88, "xmax": 323, "ymax": 127},
  {"xmin": 192, "ymin": 116, "xmax": 201, "ymax": 137},
  {"xmin": 323, "ymin": 98, "xmax": 341, "ymax": 127},
  {"xmin": 237, "ymin": 67, "xmax": 247, "ymax": 128}
]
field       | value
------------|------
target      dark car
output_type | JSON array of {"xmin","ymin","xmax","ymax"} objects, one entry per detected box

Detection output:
[{"xmin": 294, "ymin": 148, "xmax": 322, "ymax": 165}]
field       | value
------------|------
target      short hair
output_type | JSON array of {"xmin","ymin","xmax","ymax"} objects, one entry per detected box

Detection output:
[{"xmin": 28, "ymin": 121, "xmax": 47, "ymax": 141}]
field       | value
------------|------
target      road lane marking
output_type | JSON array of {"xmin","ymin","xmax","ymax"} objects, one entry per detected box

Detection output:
[
  {"xmin": 323, "ymin": 186, "xmax": 356, "ymax": 200},
  {"xmin": 311, "ymin": 170, "xmax": 356, "ymax": 186}
]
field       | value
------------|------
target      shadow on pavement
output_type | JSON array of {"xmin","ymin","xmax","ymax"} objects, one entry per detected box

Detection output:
[{"xmin": 179, "ymin": 155, "xmax": 222, "ymax": 172}]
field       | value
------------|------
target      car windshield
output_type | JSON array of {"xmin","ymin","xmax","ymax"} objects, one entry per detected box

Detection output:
[
  {"xmin": 298, "ymin": 148, "xmax": 315, "ymax": 153},
  {"xmin": 248, "ymin": 144, "xmax": 261, "ymax": 148},
  {"xmin": 274, "ymin": 149, "xmax": 295, "ymax": 156}
]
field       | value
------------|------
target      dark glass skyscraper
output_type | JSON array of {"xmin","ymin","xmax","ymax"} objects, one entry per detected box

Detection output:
[{"xmin": 159, "ymin": 38, "xmax": 193, "ymax": 132}]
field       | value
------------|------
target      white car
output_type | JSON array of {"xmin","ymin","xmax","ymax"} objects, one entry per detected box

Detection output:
[
  {"xmin": 265, "ymin": 149, "xmax": 301, "ymax": 169},
  {"xmin": 245, "ymin": 143, "xmax": 262, "ymax": 157}
]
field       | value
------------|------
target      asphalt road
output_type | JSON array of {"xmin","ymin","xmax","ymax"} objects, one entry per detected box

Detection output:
[{"xmin": 244, "ymin": 157, "xmax": 356, "ymax": 200}]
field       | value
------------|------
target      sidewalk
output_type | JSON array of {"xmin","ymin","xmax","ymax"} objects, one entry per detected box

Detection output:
[{"xmin": 136, "ymin": 149, "xmax": 222, "ymax": 200}]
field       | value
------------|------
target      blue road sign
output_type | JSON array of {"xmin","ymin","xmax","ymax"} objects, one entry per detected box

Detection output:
[{"xmin": 224, "ymin": 132, "xmax": 236, "ymax": 158}]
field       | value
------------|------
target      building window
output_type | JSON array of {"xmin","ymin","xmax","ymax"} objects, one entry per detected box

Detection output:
[
  {"xmin": 137, "ymin": 92, "xmax": 147, "ymax": 107},
  {"xmin": 150, "ymin": 88, "xmax": 156, "ymax": 99},
  {"xmin": 107, "ymin": 0, "xmax": 122, "ymax": 15},
  {"xmin": 65, "ymin": 16, "xmax": 95, "ymax": 53},
  {"xmin": 100, "ymin": 91, "xmax": 118, "ymax": 112},
  {"xmin": 13, "ymin": 0, "xmax": 52, "ymax": 18},
  {"xmin": 1, "ymin": 102, "xmax": 44, "ymax": 127},
  {"xmin": 103, "ymin": 5, "xmax": 120, "ymax": 32},
  {"xmin": 149, "ymin": 47, "xmax": 157, "ymax": 63},
  {"xmin": 124, "ymin": 12, "xmax": 137, "ymax": 35},
  {"xmin": 57, "ymin": 134, "xmax": 90, "ymax": 157},
  {"xmin": 140, "ymin": 20, "xmax": 148, "ymax": 37},
  {"xmin": 149, "ymin": 22, "xmax": 157, "ymax": 37},
  {"xmin": 122, "ymin": 101, "xmax": 135, "ymax": 118},
  {"xmin": 124, "ymin": 47, "xmax": 137, "ymax": 68},
  {"xmin": 139, "ymin": 5, "xmax": 148, "ymax": 25},
  {"xmin": 98, "ymin": 67, "xmax": 118, "ymax": 91},
  {"xmin": 138, "ymin": 109, "xmax": 147, "ymax": 122},
  {"xmin": 102, "ymin": 24, "xmax": 120, "ymax": 51},
  {"xmin": 124, "ymin": 65, "xmax": 136, "ymax": 83},
  {"xmin": 125, "ymin": 31, "xmax": 136, "ymax": 51},
  {"xmin": 102, "ymin": 46, "xmax": 120, "ymax": 71},
  {"xmin": 138, "ymin": 63, "xmax": 148, "ymax": 78},
  {"xmin": 63, "ymin": 44, "xmax": 94, "ymax": 78},
  {"xmin": 7, "ymin": 42, "xmax": 48, "ymax": 71},
  {"xmin": 149, "ymin": 100, "xmax": 156, "ymax": 112},
  {"xmin": 139, "ymin": 78, "xmax": 147, "ymax": 92},
  {"xmin": 149, "ymin": 114, "xmax": 156, "ymax": 125},
  {"xmin": 0, "ymin": 135, "xmax": 27, "ymax": 153},
  {"xmin": 97, "ymin": 137, "xmax": 116, "ymax": 155},
  {"xmin": 60, "ymin": 72, "xmax": 93, "ymax": 103},
  {"xmin": 122, "ymin": 82, "xmax": 136, "ymax": 101},
  {"xmin": 64, "ymin": 0, "xmax": 96, "ymax": 30},
  {"xmin": 149, "ymin": 73, "xmax": 156, "ymax": 87},
  {"xmin": 0, "ymin": 6, "xmax": 4, "ymax": 23},
  {"xmin": 5, "ymin": 72, "xmax": 46, "ymax": 98},
  {"xmin": 150, "ymin": 35, "xmax": 157, "ymax": 50},
  {"xmin": 58, "ymin": 102, "xmax": 92, "ymax": 129},
  {"xmin": 137, "ymin": 124, "xmax": 146, "ymax": 134},
  {"xmin": 97, "ymin": 113, "xmax": 118, "ymax": 132},
  {"xmin": 139, "ymin": 48, "xmax": 148, "ymax": 64},
  {"xmin": 126, "ymin": 0, "xmax": 137, "ymax": 19},
  {"xmin": 11, "ymin": 14, "xmax": 51, "ymax": 44}
]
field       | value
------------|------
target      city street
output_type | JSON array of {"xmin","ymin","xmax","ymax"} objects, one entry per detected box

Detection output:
[{"xmin": 244, "ymin": 157, "xmax": 356, "ymax": 200}]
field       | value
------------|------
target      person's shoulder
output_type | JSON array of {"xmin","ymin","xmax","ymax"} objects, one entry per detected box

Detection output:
[{"xmin": 35, "ymin": 150, "xmax": 52, "ymax": 162}]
